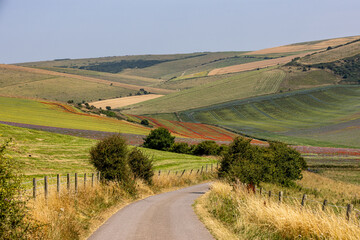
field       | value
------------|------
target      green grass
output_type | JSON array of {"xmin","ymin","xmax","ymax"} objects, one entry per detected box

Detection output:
[
  {"xmin": 125, "ymin": 67, "xmax": 285, "ymax": 115},
  {"xmin": 0, "ymin": 76, "xmax": 137, "ymax": 103},
  {"xmin": 0, "ymin": 96, "xmax": 149, "ymax": 134},
  {"xmin": 0, "ymin": 123, "xmax": 216, "ymax": 180},
  {"xmin": 180, "ymin": 85, "xmax": 360, "ymax": 148}
]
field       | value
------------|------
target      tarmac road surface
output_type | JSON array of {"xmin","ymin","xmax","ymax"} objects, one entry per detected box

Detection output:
[{"xmin": 88, "ymin": 182, "xmax": 214, "ymax": 240}]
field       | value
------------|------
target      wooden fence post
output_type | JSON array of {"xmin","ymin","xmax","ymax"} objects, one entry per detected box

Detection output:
[
  {"xmin": 175, "ymin": 171, "xmax": 178, "ymax": 176},
  {"xmin": 57, "ymin": 174, "xmax": 60, "ymax": 196},
  {"xmin": 301, "ymin": 194, "xmax": 307, "ymax": 207},
  {"xmin": 279, "ymin": 191, "xmax": 283, "ymax": 203},
  {"xmin": 346, "ymin": 204, "xmax": 353, "ymax": 221},
  {"xmin": 180, "ymin": 169, "xmax": 185, "ymax": 177},
  {"xmin": 196, "ymin": 169, "xmax": 200, "ymax": 175},
  {"xmin": 158, "ymin": 170, "xmax": 161, "ymax": 176},
  {"xmin": 84, "ymin": 173, "xmax": 87, "ymax": 189},
  {"xmin": 168, "ymin": 170, "xmax": 170, "ymax": 176},
  {"xmin": 260, "ymin": 187, "xmax": 263, "ymax": 196},
  {"xmin": 322, "ymin": 199, "xmax": 328, "ymax": 211},
  {"xmin": 44, "ymin": 176, "xmax": 48, "ymax": 200},
  {"xmin": 75, "ymin": 173, "xmax": 78, "ymax": 194},
  {"xmin": 268, "ymin": 190, "xmax": 272, "ymax": 202},
  {"xmin": 33, "ymin": 178, "xmax": 36, "ymax": 199},
  {"xmin": 190, "ymin": 169, "xmax": 193, "ymax": 175},
  {"xmin": 92, "ymin": 173, "xmax": 94, "ymax": 187},
  {"xmin": 201, "ymin": 166, "xmax": 204, "ymax": 174},
  {"xmin": 67, "ymin": 173, "xmax": 70, "ymax": 191}
]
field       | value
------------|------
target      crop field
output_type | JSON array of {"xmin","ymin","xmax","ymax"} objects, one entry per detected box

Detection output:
[
  {"xmin": 279, "ymin": 67, "xmax": 339, "ymax": 91},
  {"xmin": 247, "ymin": 36, "xmax": 359, "ymax": 55},
  {"xmin": 208, "ymin": 52, "xmax": 309, "ymax": 76},
  {"xmin": 0, "ymin": 96, "xmax": 150, "ymax": 135},
  {"xmin": 0, "ymin": 64, "xmax": 174, "ymax": 95},
  {"xmin": 130, "ymin": 115, "xmax": 237, "ymax": 141},
  {"xmin": 35, "ymin": 66, "xmax": 163, "ymax": 86},
  {"xmin": 299, "ymin": 39, "xmax": 360, "ymax": 64},
  {"xmin": 125, "ymin": 68, "xmax": 285, "ymax": 115},
  {"xmin": 180, "ymin": 85, "xmax": 360, "ymax": 148},
  {"xmin": 0, "ymin": 124, "xmax": 216, "ymax": 179},
  {"xmin": 90, "ymin": 94, "xmax": 164, "ymax": 109}
]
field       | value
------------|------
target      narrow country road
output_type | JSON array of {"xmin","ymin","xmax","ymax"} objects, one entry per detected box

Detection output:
[{"xmin": 88, "ymin": 183, "xmax": 214, "ymax": 240}]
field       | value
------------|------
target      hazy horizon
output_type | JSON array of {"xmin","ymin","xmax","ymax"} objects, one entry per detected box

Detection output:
[{"xmin": 0, "ymin": 0, "xmax": 359, "ymax": 64}]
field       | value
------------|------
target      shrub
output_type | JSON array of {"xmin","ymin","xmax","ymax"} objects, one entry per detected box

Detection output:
[
  {"xmin": 170, "ymin": 142, "xmax": 191, "ymax": 154},
  {"xmin": 105, "ymin": 106, "xmax": 111, "ymax": 110},
  {"xmin": 128, "ymin": 148, "xmax": 154, "ymax": 184},
  {"xmin": 140, "ymin": 119, "xmax": 149, "ymax": 126},
  {"xmin": 192, "ymin": 140, "xmax": 219, "ymax": 156},
  {"xmin": 0, "ymin": 140, "xmax": 37, "ymax": 239},
  {"xmin": 143, "ymin": 127, "xmax": 175, "ymax": 151},
  {"xmin": 218, "ymin": 137, "xmax": 307, "ymax": 187},
  {"xmin": 89, "ymin": 134, "xmax": 135, "ymax": 193}
]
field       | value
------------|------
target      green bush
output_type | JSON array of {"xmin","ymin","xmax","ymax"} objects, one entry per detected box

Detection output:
[
  {"xmin": 170, "ymin": 142, "xmax": 191, "ymax": 154},
  {"xmin": 128, "ymin": 148, "xmax": 154, "ymax": 184},
  {"xmin": 89, "ymin": 134, "xmax": 136, "ymax": 193},
  {"xmin": 192, "ymin": 140, "xmax": 220, "ymax": 156},
  {"xmin": 0, "ymin": 140, "xmax": 37, "ymax": 239},
  {"xmin": 218, "ymin": 137, "xmax": 307, "ymax": 187},
  {"xmin": 143, "ymin": 127, "xmax": 175, "ymax": 151},
  {"xmin": 140, "ymin": 119, "xmax": 149, "ymax": 126}
]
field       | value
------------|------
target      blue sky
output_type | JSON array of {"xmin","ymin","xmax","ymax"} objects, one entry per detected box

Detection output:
[{"xmin": 0, "ymin": 0, "xmax": 359, "ymax": 63}]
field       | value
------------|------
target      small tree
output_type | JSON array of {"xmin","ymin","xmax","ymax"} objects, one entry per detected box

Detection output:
[
  {"xmin": 170, "ymin": 142, "xmax": 191, "ymax": 154},
  {"xmin": 140, "ymin": 119, "xmax": 149, "ymax": 126},
  {"xmin": 192, "ymin": 140, "xmax": 219, "ymax": 156},
  {"xmin": 128, "ymin": 148, "xmax": 153, "ymax": 184},
  {"xmin": 143, "ymin": 127, "xmax": 175, "ymax": 151},
  {"xmin": 218, "ymin": 137, "xmax": 306, "ymax": 188},
  {"xmin": 105, "ymin": 106, "xmax": 111, "ymax": 110},
  {"xmin": 0, "ymin": 140, "xmax": 37, "ymax": 239},
  {"xmin": 89, "ymin": 134, "xmax": 135, "ymax": 193}
]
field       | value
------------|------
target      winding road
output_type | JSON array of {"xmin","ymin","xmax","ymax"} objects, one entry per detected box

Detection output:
[{"xmin": 88, "ymin": 183, "xmax": 214, "ymax": 240}]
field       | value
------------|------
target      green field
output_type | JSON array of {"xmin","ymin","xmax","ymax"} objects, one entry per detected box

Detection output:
[
  {"xmin": 179, "ymin": 85, "xmax": 360, "ymax": 148},
  {"xmin": 125, "ymin": 68, "xmax": 286, "ymax": 114},
  {"xmin": 0, "ymin": 96, "xmax": 149, "ymax": 135},
  {"xmin": 0, "ymin": 124, "xmax": 216, "ymax": 179},
  {"xmin": 0, "ymin": 66, "xmax": 137, "ymax": 102}
]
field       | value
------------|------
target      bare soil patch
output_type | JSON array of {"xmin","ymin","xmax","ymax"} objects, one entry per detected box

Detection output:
[{"xmin": 90, "ymin": 94, "xmax": 164, "ymax": 109}]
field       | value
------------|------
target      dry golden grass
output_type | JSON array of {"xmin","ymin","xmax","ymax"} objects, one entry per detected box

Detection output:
[
  {"xmin": 247, "ymin": 36, "xmax": 359, "ymax": 55},
  {"xmin": 208, "ymin": 53, "xmax": 308, "ymax": 76},
  {"xmin": 197, "ymin": 181, "xmax": 360, "ymax": 239},
  {"xmin": 0, "ymin": 64, "xmax": 174, "ymax": 94},
  {"xmin": 90, "ymin": 94, "xmax": 164, "ymax": 109},
  {"xmin": 27, "ymin": 173, "xmax": 214, "ymax": 240},
  {"xmin": 299, "ymin": 40, "xmax": 360, "ymax": 64},
  {"xmin": 297, "ymin": 171, "xmax": 360, "ymax": 202}
]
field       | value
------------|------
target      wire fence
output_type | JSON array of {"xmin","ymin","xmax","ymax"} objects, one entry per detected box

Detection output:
[
  {"xmin": 21, "ymin": 163, "xmax": 219, "ymax": 200},
  {"xmin": 234, "ymin": 182, "xmax": 360, "ymax": 221}
]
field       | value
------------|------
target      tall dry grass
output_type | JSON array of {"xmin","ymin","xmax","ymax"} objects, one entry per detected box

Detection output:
[
  {"xmin": 199, "ymin": 181, "xmax": 360, "ymax": 240},
  {"xmin": 27, "ymin": 172, "xmax": 213, "ymax": 239}
]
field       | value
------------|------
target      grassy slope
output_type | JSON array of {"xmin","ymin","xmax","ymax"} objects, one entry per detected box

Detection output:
[
  {"xmin": 299, "ymin": 40, "xmax": 360, "ymax": 64},
  {"xmin": 0, "ymin": 66, "xmax": 137, "ymax": 102},
  {"xmin": 180, "ymin": 86, "xmax": 360, "ymax": 147},
  {"xmin": 125, "ymin": 67, "xmax": 285, "ymax": 114},
  {"xmin": 0, "ymin": 123, "xmax": 216, "ymax": 178},
  {"xmin": 0, "ymin": 96, "xmax": 149, "ymax": 134}
]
